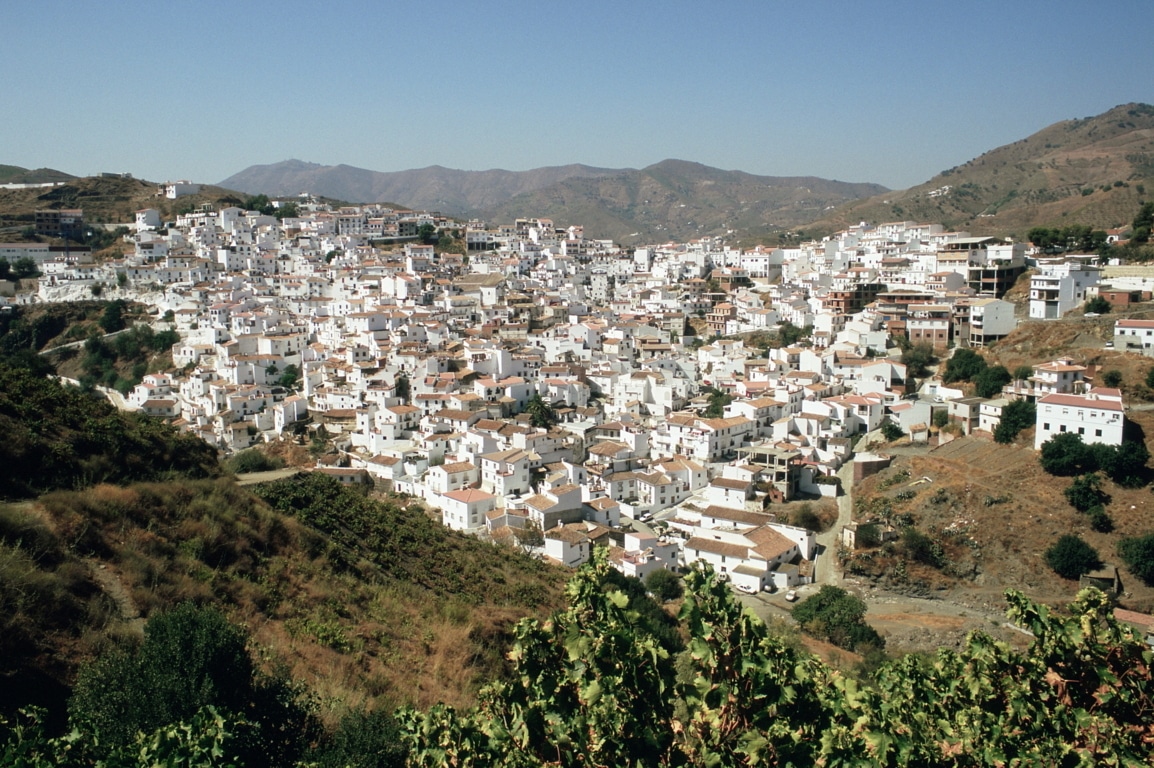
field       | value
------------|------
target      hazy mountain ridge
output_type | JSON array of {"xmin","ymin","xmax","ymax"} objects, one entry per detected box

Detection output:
[
  {"xmin": 0, "ymin": 165, "xmax": 76, "ymax": 185},
  {"xmin": 219, "ymin": 161, "xmax": 623, "ymax": 214},
  {"xmin": 812, "ymin": 102, "xmax": 1154, "ymax": 238},
  {"xmin": 221, "ymin": 158, "xmax": 888, "ymax": 243}
]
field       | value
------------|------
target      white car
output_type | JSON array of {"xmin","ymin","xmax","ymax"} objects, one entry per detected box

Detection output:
[{"xmin": 784, "ymin": 589, "xmax": 798, "ymax": 602}]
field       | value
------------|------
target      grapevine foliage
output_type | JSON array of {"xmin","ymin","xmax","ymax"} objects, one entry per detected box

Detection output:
[{"xmin": 401, "ymin": 551, "xmax": 1154, "ymax": 767}]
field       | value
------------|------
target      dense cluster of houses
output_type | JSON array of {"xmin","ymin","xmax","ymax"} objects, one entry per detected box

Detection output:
[{"xmin": 10, "ymin": 198, "xmax": 1147, "ymax": 587}]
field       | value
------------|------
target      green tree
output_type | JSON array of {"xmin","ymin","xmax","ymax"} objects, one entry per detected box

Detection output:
[
  {"xmin": 791, "ymin": 584, "xmax": 884, "ymax": 652},
  {"xmin": 880, "ymin": 421, "xmax": 904, "ymax": 441},
  {"xmin": 974, "ymin": 364, "xmax": 1011, "ymax": 398},
  {"xmin": 69, "ymin": 602, "xmax": 319, "ymax": 766},
  {"xmin": 399, "ymin": 554, "xmax": 1154, "ymax": 766},
  {"xmin": 942, "ymin": 348, "xmax": 987, "ymax": 383},
  {"xmin": 308, "ymin": 708, "xmax": 407, "ymax": 768},
  {"xmin": 417, "ymin": 223, "xmax": 437, "ymax": 245},
  {"xmin": 1044, "ymin": 535, "xmax": 1101, "ymax": 580},
  {"xmin": 902, "ymin": 527, "xmax": 945, "ymax": 568},
  {"xmin": 702, "ymin": 387, "xmax": 732, "ymax": 418},
  {"xmin": 932, "ymin": 408, "xmax": 950, "ymax": 429},
  {"xmin": 900, "ymin": 342, "xmax": 935, "ymax": 378},
  {"xmin": 12, "ymin": 257, "xmax": 39, "ymax": 279},
  {"xmin": 99, "ymin": 300, "xmax": 127, "ymax": 333},
  {"xmin": 644, "ymin": 568, "xmax": 683, "ymax": 602},
  {"xmin": 394, "ymin": 372, "xmax": 410, "ymax": 403},
  {"xmin": 1132, "ymin": 200, "xmax": 1154, "ymax": 243},
  {"xmin": 1039, "ymin": 432, "xmax": 1095, "ymax": 476},
  {"xmin": 1102, "ymin": 369, "xmax": 1123, "ymax": 388},
  {"xmin": 1085, "ymin": 295, "xmax": 1112, "ymax": 314},
  {"xmin": 993, "ymin": 398, "xmax": 1035, "ymax": 444},
  {"xmin": 1118, "ymin": 533, "xmax": 1154, "ymax": 585},
  {"xmin": 1013, "ymin": 364, "xmax": 1034, "ymax": 381},
  {"xmin": 524, "ymin": 393, "xmax": 556, "ymax": 429},
  {"xmin": 1146, "ymin": 366, "xmax": 1154, "ymax": 389},
  {"xmin": 1064, "ymin": 473, "xmax": 1109, "ymax": 512}
]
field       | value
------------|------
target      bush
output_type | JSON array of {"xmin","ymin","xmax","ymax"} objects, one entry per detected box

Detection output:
[
  {"xmin": 1117, "ymin": 533, "xmax": 1154, "ymax": 585},
  {"xmin": 974, "ymin": 365, "xmax": 1011, "ymax": 398},
  {"xmin": 902, "ymin": 527, "xmax": 945, "ymax": 568},
  {"xmin": 855, "ymin": 522, "xmax": 881, "ymax": 548},
  {"xmin": 1044, "ymin": 535, "xmax": 1101, "ymax": 580},
  {"xmin": 880, "ymin": 422, "xmax": 904, "ymax": 441},
  {"xmin": 1101, "ymin": 369, "xmax": 1123, "ymax": 388},
  {"xmin": 993, "ymin": 399, "xmax": 1035, "ymax": 444},
  {"xmin": 69, "ymin": 602, "xmax": 320, "ymax": 766},
  {"xmin": 1085, "ymin": 296, "xmax": 1112, "ymax": 314},
  {"xmin": 644, "ymin": 568, "xmax": 684, "ymax": 602},
  {"xmin": 1039, "ymin": 433, "xmax": 1095, "ymax": 476},
  {"xmin": 308, "ymin": 708, "xmax": 407, "ymax": 768},
  {"xmin": 1087, "ymin": 506, "xmax": 1114, "ymax": 533},
  {"xmin": 1064, "ymin": 473, "xmax": 1109, "ymax": 512},
  {"xmin": 225, "ymin": 449, "xmax": 285, "ymax": 475},
  {"xmin": 942, "ymin": 348, "xmax": 986, "ymax": 384},
  {"xmin": 791, "ymin": 585, "xmax": 884, "ymax": 652}
]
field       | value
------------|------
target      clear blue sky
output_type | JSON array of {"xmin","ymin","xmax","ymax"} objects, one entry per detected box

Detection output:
[{"xmin": 5, "ymin": 0, "xmax": 1152, "ymax": 190}]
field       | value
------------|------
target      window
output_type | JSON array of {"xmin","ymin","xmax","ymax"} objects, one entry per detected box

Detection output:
[
  {"xmin": 1095, "ymin": 429, "xmax": 1102, "ymax": 437},
  {"xmin": 1044, "ymin": 423, "xmax": 1050, "ymax": 430},
  {"xmin": 1078, "ymin": 427, "xmax": 1085, "ymax": 435},
  {"xmin": 1060, "ymin": 425, "xmax": 1067, "ymax": 432}
]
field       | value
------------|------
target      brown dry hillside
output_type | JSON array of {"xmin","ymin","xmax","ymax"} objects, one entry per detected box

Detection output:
[
  {"xmin": 0, "ymin": 175, "xmax": 251, "ymax": 231},
  {"xmin": 849, "ymin": 431, "xmax": 1154, "ymax": 615},
  {"xmin": 809, "ymin": 103, "xmax": 1154, "ymax": 240}
]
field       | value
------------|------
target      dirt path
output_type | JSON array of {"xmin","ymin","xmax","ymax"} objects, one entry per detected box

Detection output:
[{"xmin": 86, "ymin": 559, "xmax": 146, "ymax": 635}]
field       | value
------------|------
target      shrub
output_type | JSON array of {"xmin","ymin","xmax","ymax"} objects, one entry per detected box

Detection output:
[
  {"xmin": 902, "ymin": 527, "xmax": 945, "ymax": 568},
  {"xmin": 1064, "ymin": 473, "xmax": 1109, "ymax": 512},
  {"xmin": 1117, "ymin": 533, "xmax": 1154, "ymax": 585},
  {"xmin": 880, "ymin": 422, "xmax": 904, "ymax": 441},
  {"xmin": 1044, "ymin": 535, "xmax": 1101, "ymax": 580},
  {"xmin": 942, "ymin": 348, "xmax": 986, "ymax": 384},
  {"xmin": 1087, "ymin": 506, "xmax": 1114, "ymax": 533},
  {"xmin": 1039, "ymin": 433, "xmax": 1095, "ymax": 476},
  {"xmin": 1101, "ymin": 369, "xmax": 1123, "ymax": 388},
  {"xmin": 791, "ymin": 585, "xmax": 884, "ymax": 652},
  {"xmin": 974, "ymin": 365, "xmax": 1012, "ymax": 398},
  {"xmin": 855, "ymin": 523, "xmax": 881, "ymax": 548},
  {"xmin": 994, "ymin": 399, "xmax": 1035, "ymax": 444},
  {"xmin": 69, "ymin": 602, "xmax": 320, "ymax": 766},
  {"xmin": 225, "ymin": 449, "xmax": 285, "ymax": 475},
  {"xmin": 644, "ymin": 568, "xmax": 684, "ymax": 602}
]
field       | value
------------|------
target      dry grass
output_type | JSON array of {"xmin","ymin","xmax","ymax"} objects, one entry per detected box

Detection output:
[
  {"xmin": 851, "ymin": 432, "xmax": 1154, "ymax": 614},
  {"xmin": 15, "ymin": 478, "xmax": 566, "ymax": 726}
]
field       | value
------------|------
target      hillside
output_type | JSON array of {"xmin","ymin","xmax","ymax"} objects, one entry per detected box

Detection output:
[
  {"xmin": 0, "ymin": 175, "xmax": 252, "ymax": 232},
  {"xmin": 0, "ymin": 165, "xmax": 75, "ymax": 185},
  {"xmin": 219, "ymin": 158, "xmax": 888, "ymax": 243},
  {"xmin": 0, "ymin": 367, "xmax": 567, "ymax": 735},
  {"xmin": 810, "ymin": 102, "xmax": 1154, "ymax": 239}
]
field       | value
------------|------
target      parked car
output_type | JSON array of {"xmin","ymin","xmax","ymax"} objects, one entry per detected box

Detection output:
[{"xmin": 784, "ymin": 589, "xmax": 798, "ymax": 602}]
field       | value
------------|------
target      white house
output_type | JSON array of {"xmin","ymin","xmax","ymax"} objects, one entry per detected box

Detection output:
[
  {"xmin": 1113, "ymin": 319, "xmax": 1154, "ymax": 357},
  {"xmin": 1034, "ymin": 389, "xmax": 1125, "ymax": 450},
  {"xmin": 1029, "ymin": 261, "xmax": 1100, "ymax": 320},
  {"xmin": 439, "ymin": 489, "xmax": 496, "ymax": 531}
]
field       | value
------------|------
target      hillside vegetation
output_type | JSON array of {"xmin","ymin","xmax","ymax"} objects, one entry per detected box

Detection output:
[
  {"xmin": 0, "ymin": 368, "xmax": 566, "ymax": 742},
  {"xmin": 812, "ymin": 103, "xmax": 1154, "ymax": 240}
]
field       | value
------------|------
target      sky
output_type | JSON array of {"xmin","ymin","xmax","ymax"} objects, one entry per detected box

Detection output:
[{"xmin": 4, "ymin": 0, "xmax": 1153, "ymax": 191}]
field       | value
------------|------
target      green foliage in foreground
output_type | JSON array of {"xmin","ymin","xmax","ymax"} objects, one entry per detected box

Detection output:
[
  {"xmin": 4, "ymin": 554, "xmax": 1154, "ymax": 766},
  {"xmin": 400, "ymin": 553, "xmax": 1154, "ymax": 767}
]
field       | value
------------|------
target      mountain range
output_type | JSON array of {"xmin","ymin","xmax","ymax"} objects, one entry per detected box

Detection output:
[
  {"xmin": 219, "ymin": 159, "xmax": 889, "ymax": 244},
  {"xmin": 6, "ymin": 102, "xmax": 1154, "ymax": 244}
]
